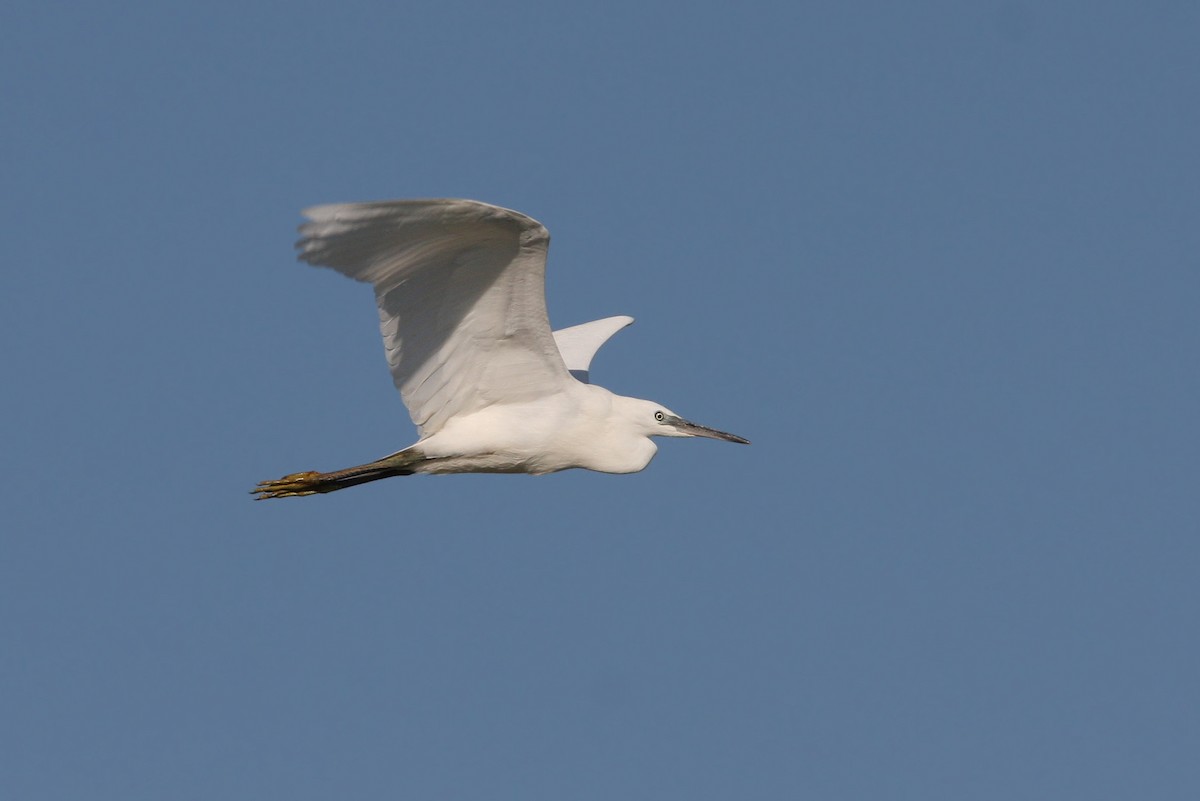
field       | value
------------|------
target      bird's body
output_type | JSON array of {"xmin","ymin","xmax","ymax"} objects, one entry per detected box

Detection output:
[
  {"xmin": 254, "ymin": 199, "xmax": 746, "ymax": 499},
  {"xmin": 406, "ymin": 384, "xmax": 659, "ymax": 475}
]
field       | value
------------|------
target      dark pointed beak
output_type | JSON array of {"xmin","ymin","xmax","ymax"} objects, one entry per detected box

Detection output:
[{"xmin": 666, "ymin": 415, "xmax": 750, "ymax": 444}]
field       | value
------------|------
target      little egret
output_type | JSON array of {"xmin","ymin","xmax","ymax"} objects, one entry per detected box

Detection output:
[{"xmin": 253, "ymin": 199, "xmax": 748, "ymax": 499}]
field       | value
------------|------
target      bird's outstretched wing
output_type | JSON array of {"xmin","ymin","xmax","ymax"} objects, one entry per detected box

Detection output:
[
  {"xmin": 552, "ymin": 316, "xmax": 634, "ymax": 383},
  {"xmin": 297, "ymin": 199, "xmax": 573, "ymax": 437}
]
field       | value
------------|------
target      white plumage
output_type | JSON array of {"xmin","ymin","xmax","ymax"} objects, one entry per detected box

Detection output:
[{"xmin": 255, "ymin": 199, "xmax": 746, "ymax": 499}]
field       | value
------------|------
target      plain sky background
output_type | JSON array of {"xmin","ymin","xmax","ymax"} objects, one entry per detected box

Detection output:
[{"xmin": 3, "ymin": 1, "xmax": 1198, "ymax": 798}]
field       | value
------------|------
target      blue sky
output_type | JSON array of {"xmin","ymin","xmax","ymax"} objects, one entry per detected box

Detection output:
[{"xmin": 3, "ymin": 1, "xmax": 1198, "ymax": 798}]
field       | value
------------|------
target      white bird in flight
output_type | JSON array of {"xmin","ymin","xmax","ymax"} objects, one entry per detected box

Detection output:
[{"xmin": 254, "ymin": 199, "xmax": 748, "ymax": 499}]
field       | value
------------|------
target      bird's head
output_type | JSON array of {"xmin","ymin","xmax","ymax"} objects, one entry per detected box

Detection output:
[{"xmin": 619, "ymin": 397, "xmax": 750, "ymax": 444}]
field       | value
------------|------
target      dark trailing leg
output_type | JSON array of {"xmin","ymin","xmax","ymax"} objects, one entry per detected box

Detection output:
[{"xmin": 252, "ymin": 449, "xmax": 424, "ymax": 499}]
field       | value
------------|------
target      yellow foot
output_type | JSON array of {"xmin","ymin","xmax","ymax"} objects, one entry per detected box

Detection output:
[{"xmin": 252, "ymin": 471, "xmax": 334, "ymax": 500}]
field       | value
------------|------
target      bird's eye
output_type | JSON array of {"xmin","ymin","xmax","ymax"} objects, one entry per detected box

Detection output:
[{"xmin": 654, "ymin": 411, "xmax": 665, "ymax": 422}]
